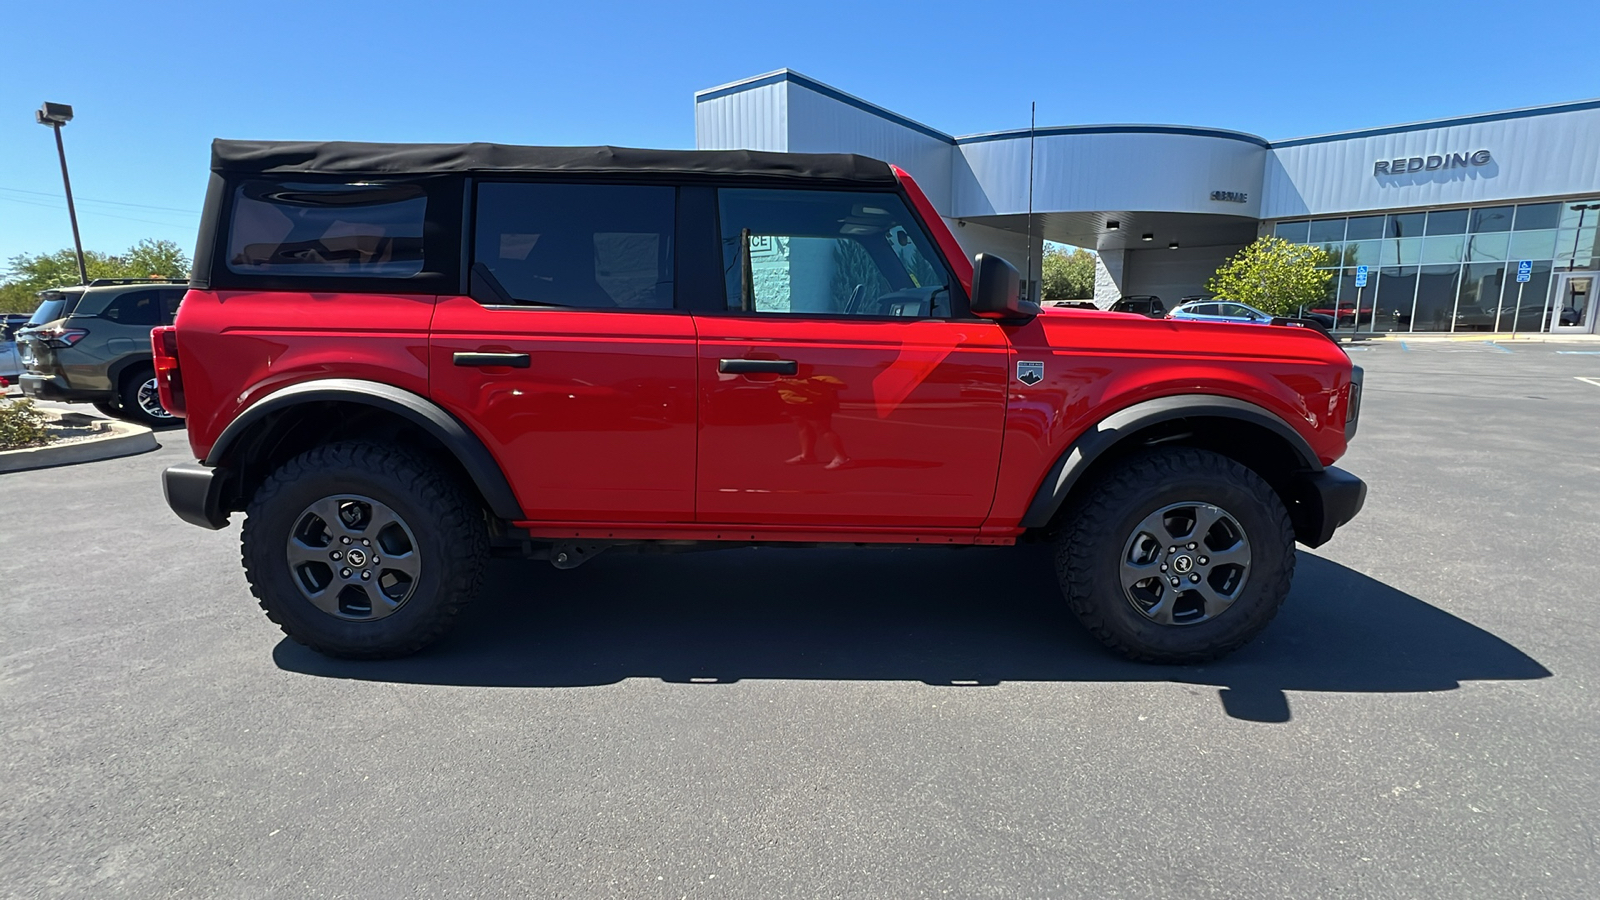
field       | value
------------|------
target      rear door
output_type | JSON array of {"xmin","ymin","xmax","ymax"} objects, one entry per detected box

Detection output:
[
  {"xmin": 429, "ymin": 181, "xmax": 699, "ymax": 523},
  {"xmin": 691, "ymin": 187, "xmax": 1009, "ymax": 529}
]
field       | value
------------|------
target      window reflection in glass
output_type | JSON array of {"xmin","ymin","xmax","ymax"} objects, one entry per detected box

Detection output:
[
  {"xmin": 1506, "ymin": 229, "xmax": 1557, "ymax": 261},
  {"xmin": 1465, "ymin": 231, "xmax": 1509, "ymax": 263},
  {"xmin": 1380, "ymin": 237, "xmax": 1422, "ymax": 266},
  {"xmin": 1344, "ymin": 239, "xmax": 1382, "ymax": 267},
  {"xmin": 1457, "ymin": 263, "xmax": 1507, "ymax": 331},
  {"xmin": 1275, "ymin": 221, "xmax": 1310, "ymax": 243},
  {"xmin": 1512, "ymin": 203, "xmax": 1560, "ymax": 231},
  {"xmin": 1507, "ymin": 262, "xmax": 1553, "ymax": 332},
  {"xmin": 1413, "ymin": 264, "xmax": 1461, "ymax": 332},
  {"xmin": 1308, "ymin": 220, "xmax": 1346, "ymax": 244},
  {"xmin": 1386, "ymin": 212, "xmax": 1425, "ymax": 238},
  {"xmin": 1346, "ymin": 216, "xmax": 1384, "ymax": 240},
  {"xmin": 1419, "ymin": 235, "xmax": 1463, "ymax": 265},
  {"xmin": 1373, "ymin": 266, "xmax": 1417, "ymax": 332},
  {"xmin": 1469, "ymin": 206, "xmax": 1513, "ymax": 233},
  {"xmin": 1425, "ymin": 209, "xmax": 1468, "ymax": 235}
]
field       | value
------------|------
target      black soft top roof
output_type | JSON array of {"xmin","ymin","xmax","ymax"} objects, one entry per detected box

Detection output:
[{"xmin": 210, "ymin": 139, "xmax": 898, "ymax": 185}]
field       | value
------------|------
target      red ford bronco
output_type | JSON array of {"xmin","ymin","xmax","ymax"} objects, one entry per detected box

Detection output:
[{"xmin": 157, "ymin": 140, "xmax": 1364, "ymax": 663}]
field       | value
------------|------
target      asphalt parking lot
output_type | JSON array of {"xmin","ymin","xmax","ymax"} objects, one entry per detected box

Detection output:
[{"xmin": 3, "ymin": 340, "xmax": 1598, "ymax": 899}]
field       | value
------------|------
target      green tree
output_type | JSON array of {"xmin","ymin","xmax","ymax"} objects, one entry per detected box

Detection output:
[
  {"xmin": 0, "ymin": 239, "xmax": 191, "ymax": 314},
  {"xmin": 1205, "ymin": 236, "xmax": 1332, "ymax": 317},
  {"xmin": 1041, "ymin": 246, "xmax": 1096, "ymax": 301}
]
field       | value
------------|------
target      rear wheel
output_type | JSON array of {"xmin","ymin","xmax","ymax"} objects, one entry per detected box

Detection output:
[
  {"xmin": 241, "ymin": 441, "xmax": 489, "ymax": 659},
  {"xmin": 1055, "ymin": 447, "xmax": 1295, "ymax": 664},
  {"xmin": 117, "ymin": 369, "xmax": 175, "ymax": 427}
]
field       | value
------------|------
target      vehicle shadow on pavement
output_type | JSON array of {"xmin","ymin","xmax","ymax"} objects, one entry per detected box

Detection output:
[{"xmin": 273, "ymin": 548, "xmax": 1550, "ymax": 722}]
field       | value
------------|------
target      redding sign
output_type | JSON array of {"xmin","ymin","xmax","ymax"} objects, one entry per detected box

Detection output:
[{"xmin": 1374, "ymin": 150, "xmax": 1491, "ymax": 176}]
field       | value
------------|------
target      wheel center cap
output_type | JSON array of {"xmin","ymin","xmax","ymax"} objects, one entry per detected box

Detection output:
[
  {"xmin": 1173, "ymin": 555, "xmax": 1195, "ymax": 574},
  {"xmin": 345, "ymin": 547, "xmax": 367, "ymax": 568}
]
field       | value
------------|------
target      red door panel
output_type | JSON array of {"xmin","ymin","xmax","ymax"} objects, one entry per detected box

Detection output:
[
  {"xmin": 429, "ymin": 295, "xmax": 698, "ymax": 522},
  {"xmin": 693, "ymin": 315, "xmax": 1010, "ymax": 528}
]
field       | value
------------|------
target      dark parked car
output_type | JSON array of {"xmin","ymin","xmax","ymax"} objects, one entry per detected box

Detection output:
[{"xmin": 1109, "ymin": 295, "xmax": 1167, "ymax": 317}]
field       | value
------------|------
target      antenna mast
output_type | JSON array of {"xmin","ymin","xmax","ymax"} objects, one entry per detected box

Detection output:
[{"xmin": 1025, "ymin": 101, "xmax": 1036, "ymax": 303}]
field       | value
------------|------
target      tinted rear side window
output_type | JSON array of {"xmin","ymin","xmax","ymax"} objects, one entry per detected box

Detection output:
[
  {"xmin": 472, "ymin": 182, "xmax": 675, "ymax": 309},
  {"xmin": 226, "ymin": 181, "xmax": 426, "ymax": 277},
  {"xmin": 99, "ymin": 290, "xmax": 163, "ymax": 327}
]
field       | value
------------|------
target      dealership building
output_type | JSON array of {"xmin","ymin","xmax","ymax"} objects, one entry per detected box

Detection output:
[{"xmin": 695, "ymin": 70, "xmax": 1600, "ymax": 333}]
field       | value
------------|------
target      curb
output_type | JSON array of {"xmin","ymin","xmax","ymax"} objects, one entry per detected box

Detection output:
[{"xmin": 0, "ymin": 415, "xmax": 159, "ymax": 474}]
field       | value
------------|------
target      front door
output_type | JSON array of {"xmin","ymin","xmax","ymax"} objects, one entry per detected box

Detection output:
[
  {"xmin": 693, "ymin": 187, "xmax": 1010, "ymax": 529},
  {"xmin": 430, "ymin": 181, "xmax": 698, "ymax": 523},
  {"xmin": 1551, "ymin": 272, "xmax": 1598, "ymax": 333}
]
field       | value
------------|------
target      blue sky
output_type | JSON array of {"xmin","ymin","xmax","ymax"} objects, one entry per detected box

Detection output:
[{"xmin": 1, "ymin": 0, "xmax": 1593, "ymax": 262}]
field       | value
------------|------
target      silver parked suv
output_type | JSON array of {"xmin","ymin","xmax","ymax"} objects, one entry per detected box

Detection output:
[{"xmin": 17, "ymin": 278, "xmax": 186, "ymax": 426}]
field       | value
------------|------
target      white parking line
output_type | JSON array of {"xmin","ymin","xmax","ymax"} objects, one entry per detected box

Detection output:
[{"xmin": 1576, "ymin": 377, "xmax": 1600, "ymax": 388}]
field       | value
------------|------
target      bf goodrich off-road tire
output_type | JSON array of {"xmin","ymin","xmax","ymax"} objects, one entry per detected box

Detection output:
[
  {"xmin": 241, "ymin": 440, "xmax": 489, "ymax": 659},
  {"xmin": 1055, "ymin": 447, "xmax": 1295, "ymax": 664}
]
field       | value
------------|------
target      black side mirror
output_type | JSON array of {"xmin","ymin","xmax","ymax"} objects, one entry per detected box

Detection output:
[{"xmin": 970, "ymin": 253, "xmax": 1039, "ymax": 320}]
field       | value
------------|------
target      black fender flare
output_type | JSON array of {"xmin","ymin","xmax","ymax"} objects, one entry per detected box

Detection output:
[
  {"xmin": 206, "ymin": 378, "xmax": 524, "ymax": 521},
  {"xmin": 1018, "ymin": 394, "xmax": 1322, "ymax": 528}
]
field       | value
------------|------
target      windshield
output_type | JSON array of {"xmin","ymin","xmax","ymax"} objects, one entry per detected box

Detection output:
[{"xmin": 24, "ymin": 291, "xmax": 83, "ymax": 327}]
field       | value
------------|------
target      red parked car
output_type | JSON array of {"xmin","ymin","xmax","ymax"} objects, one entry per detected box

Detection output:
[{"xmin": 158, "ymin": 140, "xmax": 1365, "ymax": 663}]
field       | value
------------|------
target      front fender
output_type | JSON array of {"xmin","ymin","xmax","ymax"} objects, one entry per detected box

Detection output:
[{"xmin": 1017, "ymin": 394, "xmax": 1322, "ymax": 528}]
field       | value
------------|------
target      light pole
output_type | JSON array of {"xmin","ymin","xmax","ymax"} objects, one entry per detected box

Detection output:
[
  {"xmin": 35, "ymin": 102, "xmax": 88, "ymax": 285},
  {"xmin": 1570, "ymin": 203, "xmax": 1598, "ymax": 269}
]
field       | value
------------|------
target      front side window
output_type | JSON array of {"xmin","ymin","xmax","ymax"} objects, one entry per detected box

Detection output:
[
  {"xmin": 473, "ymin": 182, "xmax": 675, "ymax": 309},
  {"xmin": 718, "ymin": 189, "xmax": 953, "ymax": 318},
  {"xmin": 227, "ymin": 181, "xmax": 426, "ymax": 277}
]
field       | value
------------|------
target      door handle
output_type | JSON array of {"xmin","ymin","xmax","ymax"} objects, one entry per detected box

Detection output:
[
  {"xmin": 719, "ymin": 358, "xmax": 797, "ymax": 375},
  {"xmin": 453, "ymin": 351, "xmax": 531, "ymax": 368}
]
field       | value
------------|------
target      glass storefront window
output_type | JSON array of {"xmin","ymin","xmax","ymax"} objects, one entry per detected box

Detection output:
[
  {"xmin": 1556, "ymin": 226, "xmax": 1599, "ymax": 268},
  {"xmin": 1557, "ymin": 201, "xmax": 1600, "ymax": 229},
  {"xmin": 1507, "ymin": 261, "xmax": 1554, "ymax": 332},
  {"xmin": 1413, "ymin": 265, "xmax": 1460, "ymax": 332},
  {"xmin": 1346, "ymin": 216, "xmax": 1384, "ymax": 240},
  {"xmin": 1465, "ymin": 231, "xmax": 1510, "ymax": 262},
  {"xmin": 1514, "ymin": 203, "xmax": 1561, "ymax": 230},
  {"xmin": 1420, "ymin": 235, "xmax": 1464, "ymax": 265},
  {"xmin": 1331, "ymin": 268, "xmax": 1363, "ymax": 329},
  {"xmin": 1275, "ymin": 221, "xmax": 1310, "ymax": 243},
  {"xmin": 1344, "ymin": 239, "xmax": 1382, "ymax": 267},
  {"xmin": 1469, "ymin": 206, "xmax": 1513, "ymax": 233},
  {"xmin": 1318, "ymin": 243, "xmax": 1349, "ymax": 266},
  {"xmin": 1373, "ymin": 266, "xmax": 1417, "ymax": 332},
  {"xmin": 1308, "ymin": 220, "xmax": 1346, "ymax": 244},
  {"xmin": 1457, "ymin": 263, "xmax": 1507, "ymax": 331},
  {"xmin": 1380, "ymin": 237, "xmax": 1422, "ymax": 266},
  {"xmin": 1506, "ymin": 229, "xmax": 1557, "ymax": 261},
  {"xmin": 1426, "ymin": 209, "xmax": 1468, "ymax": 235},
  {"xmin": 1386, "ymin": 212, "xmax": 1425, "ymax": 238}
]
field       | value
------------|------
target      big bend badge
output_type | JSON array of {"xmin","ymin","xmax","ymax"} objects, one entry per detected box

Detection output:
[{"xmin": 1016, "ymin": 361, "xmax": 1044, "ymax": 386}]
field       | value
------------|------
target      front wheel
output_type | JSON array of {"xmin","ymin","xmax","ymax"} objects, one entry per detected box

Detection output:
[
  {"xmin": 241, "ymin": 441, "xmax": 489, "ymax": 659},
  {"xmin": 1055, "ymin": 448, "xmax": 1295, "ymax": 664}
]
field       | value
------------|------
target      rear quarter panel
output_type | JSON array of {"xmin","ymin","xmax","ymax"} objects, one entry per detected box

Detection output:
[
  {"xmin": 986, "ymin": 309, "xmax": 1355, "ymax": 529},
  {"xmin": 175, "ymin": 290, "xmax": 436, "ymax": 459}
]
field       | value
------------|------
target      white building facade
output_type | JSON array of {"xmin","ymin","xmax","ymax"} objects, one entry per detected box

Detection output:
[{"xmin": 696, "ymin": 70, "xmax": 1600, "ymax": 334}]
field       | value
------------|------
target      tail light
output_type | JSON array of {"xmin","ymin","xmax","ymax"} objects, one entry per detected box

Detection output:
[
  {"xmin": 151, "ymin": 326, "xmax": 186, "ymax": 418},
  {"xmin": 37, "ymin": 326, "xmax": 89, "ymax": 348}
]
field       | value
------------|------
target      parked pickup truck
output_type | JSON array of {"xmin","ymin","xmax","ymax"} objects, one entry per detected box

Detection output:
[{"xmin": 157, "ymin": 139, "xmax": 1365, "ymax": 663}]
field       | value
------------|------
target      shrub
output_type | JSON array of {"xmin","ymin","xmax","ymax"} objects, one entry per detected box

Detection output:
[{"xmin": 0, "ymin": 398, "xmax": 51, "ymax": 451}]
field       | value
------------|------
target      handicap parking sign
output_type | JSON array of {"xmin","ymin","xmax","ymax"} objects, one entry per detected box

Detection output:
[
  {"xmin": 1354, "ymin": 265, "xmax": 1368, "ymax": 287},
  {"xmin": 1516, "ymin": 260, "xmax": 1532, "ymax": 283}
]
